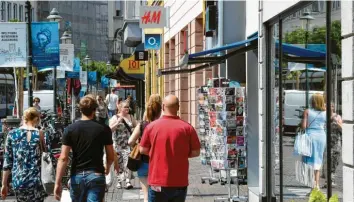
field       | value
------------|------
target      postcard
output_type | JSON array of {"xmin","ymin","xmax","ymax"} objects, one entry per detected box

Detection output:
[
  {"xmin": 236, "ymin": 106, "xmax": 244, "ymax": 116},
  {"xmin": 227, "ymin": 129, "xmax": 237, "ymax": 136},
  {"xmin": 236, "ymin": 136, "xmax": 245, "ymax": 146},
  {"xmin": 226, "ymin": 103, "xmax": 236, "ymax": 111},
  {"xmin": 236, "ymin": 127, "xmax": 244, "ymax": 136},
  {"xmin": 225, "ymin": 95, "xmax": 235, "ymax": 104},
  {"xmin": 238, "ymin": 157, "xmax": 246, "ymax": 169},
  {"xmin": 236, "ymin": 116, "xmax": 244, "ymax": 126},
  {"xmin": 227, "ymin": 135, "xmax": 237, "ymax": 144},
  {"xmin": 215, "ymin": 104, "xmax": 224, "ymax": 111},
  {"xmin": 226, "ymin": 111, "xmax": 236, "ymax": 120},
  {"xmin": 226, "ymin": 119, "xmax": 237, "ymax": 128},
  {"xmin": 235, "ymin": 88, "xmax": 245, "ymax": 97}
]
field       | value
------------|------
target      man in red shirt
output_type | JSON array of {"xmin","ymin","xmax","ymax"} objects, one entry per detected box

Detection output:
[{"xmin": 140, "ymin": 95, "xmax": 200, "ymax": 202}]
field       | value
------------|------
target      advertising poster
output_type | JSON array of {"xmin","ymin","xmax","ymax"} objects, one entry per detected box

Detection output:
[
  {"xmin": 58, "ymin": 44, "xmax": 74, "ymax": 71},
  {"xmin": 80, "ymin": 71, "xmax": 87, "ymax": 85},
  {"xmin": 31, "ymin": 22, "xmax": 60, "ymax": 67},
  {"xmin": 101, "ymin": 76, "xmax": 109, "ymax": 88},
  {"xmin": 88, "ymin": 71, "xmax": 97, "ymax": 85},
  {"xmin": 66, "ymin": 57, "xmax": 80, "ymax": 78},
  {"xmin": 0, "ymin": 23, "xmax": 27, "ymax": 67}
]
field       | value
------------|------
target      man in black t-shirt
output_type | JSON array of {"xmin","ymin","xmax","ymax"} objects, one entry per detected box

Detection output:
[{"xmin": 54, "ymin": 95, "xmax": 116, "ymax": 201}]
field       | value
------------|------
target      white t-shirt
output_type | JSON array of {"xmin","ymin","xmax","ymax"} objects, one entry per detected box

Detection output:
[{"xmin": 105, "ymin": 93, "xmax": 118, "ymax": 110}]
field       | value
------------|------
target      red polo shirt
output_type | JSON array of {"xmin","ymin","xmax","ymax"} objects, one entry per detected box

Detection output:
[{"xmin": 140, "ymin": 115, "xmax": 200, "ymax": 187}]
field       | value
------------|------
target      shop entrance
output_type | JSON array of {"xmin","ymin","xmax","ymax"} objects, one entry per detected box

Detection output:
[{"xmin": 264, "ymin": 1, "xmax": 342, "ymax": 201}]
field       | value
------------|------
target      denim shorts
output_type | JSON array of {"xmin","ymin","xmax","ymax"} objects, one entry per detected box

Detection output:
[{"xmin": 137, "ymin": 162, "xmax": 149, "ymax": 177}]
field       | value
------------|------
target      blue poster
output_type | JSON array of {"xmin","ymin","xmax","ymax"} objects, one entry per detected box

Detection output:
[
  {"xmin": 66, "ymin": 58, "xmax": 80, "ymax": 78},
  {"xmin": 88, "ymin": 71, "xmax": 97, "ymax": 85},
  {"xmin": 31, "ymin": 22, "xmax": 60, "ymax": 67},
  {"xmin": 101, "ymin": 76, "xmax": 109, "ymax": 88},
  {"xmin": 144, "ymin": 34, "xmax": 161, "ymax": 50}
]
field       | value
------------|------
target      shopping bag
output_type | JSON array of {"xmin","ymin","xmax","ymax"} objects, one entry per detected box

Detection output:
[
  {"xmin": 127, "ymin": 144, "xmax": 141, "ymax": 171},
  {"xmin": 294, "ymin": 129, "xmax": 312, "ymax": 157},
  {"xmin": 295, "ymin": 160, "xmax": 315, "ymax": 188},
  {"xmin": 41, "ymin": 152, "xmax": 55, "ymax": 194},
  {"xmin": 60, "ymin": 189, "xmax": 72, "ymax": 202},
  {"xmin": 103, "ymin": 154, "xmax": 115, "ymax": 188}
]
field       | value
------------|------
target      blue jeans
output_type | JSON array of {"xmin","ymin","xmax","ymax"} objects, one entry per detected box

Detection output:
[
  {"xmin": 148, "ymin": 186, "xmax": 187, "ymax": 202},
  {"xmin": 70, "ymin": 172, "xmax": 106, "ymax": 202},
  {"xmin": 108, "ymin": 110, "xmax": 116, "ymax": 118}
]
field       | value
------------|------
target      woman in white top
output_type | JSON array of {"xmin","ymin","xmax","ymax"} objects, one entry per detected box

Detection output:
[{"xmin": 105, "ymin": 88, "xmax": 119, "ymax": 118}]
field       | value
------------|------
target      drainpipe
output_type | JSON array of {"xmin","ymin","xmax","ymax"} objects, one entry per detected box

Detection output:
[{"xmin": 217, "ymin": 0, "xmax": 225, "ymax": 78}]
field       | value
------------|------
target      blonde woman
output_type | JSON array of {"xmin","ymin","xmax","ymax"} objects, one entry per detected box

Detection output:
[
  {"xmin": 128, "ymin": 94, "xmax": 162, "ymax": 202},
  {"xmin": 109, "ymin": 101, "xmax": 137, "ymax": 189},
  {"xmin": 301, "ymin": 93, "xmax": 327, "ymax": 189},
  {"xmin": 1, "ymin": 107, "xmax": 48, "ymax": 202}
]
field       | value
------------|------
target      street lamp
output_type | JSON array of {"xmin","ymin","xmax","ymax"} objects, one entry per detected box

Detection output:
[
  {"xmin": 106, "ymin": 61, "xmax": 112, "ymax": 94},
  {"xmin": 60, "ymin": 31, "xmax": 72, "ymax": 44},
  {"xmin": 84, "ymin": 55, "xmax": 91, "ymax": 93},
  {"xmin": 300, "ymin": 11, "xmax": 314, "ymax": 108},
  {"xmin": 47, "ymin": 8, "xmax": 62, "ymax": 114},
  {"xmin": 60, "ymin": 31, "xmax": 72, "ymax": 121}
]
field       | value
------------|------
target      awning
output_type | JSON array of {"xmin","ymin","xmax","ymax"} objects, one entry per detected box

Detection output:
[
  {"xmin": 158, "ymin": 32, "xmax": 328, "ymax": 76},
  {"xmin": 105, "ymin": 67, "xmax": 142, "ymax": 82},
  {"xmin": 158, "ymin": 34, "xmax": 258, "ymax": 76}
]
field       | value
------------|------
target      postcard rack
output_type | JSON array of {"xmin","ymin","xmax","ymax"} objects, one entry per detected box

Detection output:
[{"xmin": 197, "ymin": 84, "xmax": 248, "ymax": 202}]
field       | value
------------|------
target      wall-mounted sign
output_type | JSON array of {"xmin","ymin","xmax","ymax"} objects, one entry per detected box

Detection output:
[
  {"xmin": 144, "ymin": 34, "xmax": 161, "ymax": 50},
  {"xmin": 139, "ymin": 6, "xmax": 166, "ymax": 29},
  {"xmin": 120, "ymin": 55, "xmax": 145, "ymax": 80},
  {"xmin": 134, "ymin": 51, "xmax": 148, "ymax": 61}
]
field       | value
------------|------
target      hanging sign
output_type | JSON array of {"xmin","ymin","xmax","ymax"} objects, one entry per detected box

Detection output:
[
  {"xmin": 101, "ymin": 76, "xmax": 109, "ymax": 88},
  {"xmin": 80, "ymin": 71, "xmax": 87, "ymax": 85},
  {"xmin": 0, "ymin": 23, "xmax": 27, "ymax": 67},
  {"xmin": 139, "ymin": 6, "xmax": 166, "ymax": 28},
  {"xmin": 58, "ymin": 44, "xmax": 74, "ymax": 71},
  {"xmin": 66, "ymin": 58, "xmax": 80, "ymax": 78},
  {"xmin": 134, "ymin": 51, "xmax": 148, "ymax": 61},
  {"xmin": 31, "ymin": 22, "xmax": 60, "ymax": 67},
  {"xmin": 88, "ymin": 71, "xmax": 97, "ymax": 85},
  {"xmin": 144, "ymin": 34, "xmax": 161, "ymax": 50}
]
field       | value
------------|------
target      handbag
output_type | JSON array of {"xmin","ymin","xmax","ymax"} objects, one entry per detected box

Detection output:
[
  {"xmin": 294, "ymin": 111, "xmax": 322, "ymax": 157},
  {"xmin": 39, "ymin": 131, "xmax": 55, "ymax": 195},
  {"xmin": 118, "ymin": 116, "xmax": 142, "ymax": 171}
]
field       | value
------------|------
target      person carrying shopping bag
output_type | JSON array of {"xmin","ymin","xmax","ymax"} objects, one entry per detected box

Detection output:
[{"xmin": 109, "ymin": 100, "xmax": 137, "ymax": 189}]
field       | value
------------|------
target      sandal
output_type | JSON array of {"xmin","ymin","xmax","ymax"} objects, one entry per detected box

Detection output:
[{"xmin": 125, "ymin": 182, "xmax": 133, "ymax": 189}]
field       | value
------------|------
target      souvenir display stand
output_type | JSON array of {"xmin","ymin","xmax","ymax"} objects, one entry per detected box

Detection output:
[{"xmin": 197, "ymin": 81, "xmax": 248, "ymax": 202}]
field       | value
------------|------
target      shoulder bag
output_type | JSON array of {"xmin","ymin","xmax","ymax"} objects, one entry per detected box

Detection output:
[
  {"xmin": 125, "ymin": 118, "xmax": 142, "ymax": 172},
  {"xmin": 294, "ymin": 111, "xmax": 322, "ymax": 157}
]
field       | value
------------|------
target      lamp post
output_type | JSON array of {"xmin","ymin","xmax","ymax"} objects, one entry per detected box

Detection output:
[
  {"xmin": 47, "ymin": 8, "xmax": 62, "ymax": 114},
  {"xmin": 300, "ymin": 12, "xmax": 314, "ymax": 108},
  {"xmin": 25, "ymin": 1, "xmax": 33, "ymax": 109},
  {"xmin": 84, "ymin": 55, "xmax": 91, "ymax": 94},
  {"xmin": 60, "ymin": 31, "xmax": 71, "ymax": 120},
  {"xmin": 106, "ymin": 60, "xmax": 112, "ymax": 94}
]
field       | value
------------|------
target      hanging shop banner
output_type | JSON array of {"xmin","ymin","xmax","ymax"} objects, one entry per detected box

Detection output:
[
  {"xmin": 0, "ymin": 23, "xmax": 27, "ymax": 67},
  {"xmin": 109, "ymin": 79, "xmax": 117, "ymax": 88},
  {"xmin": 144, "ymin": 34, "xmax": 161, "ymax": 50},
  {"xmin": 101, "ymin": 76, "xmax": 109, "ymax": 88},
  {"xmin": 66, "ymin": 57, "xmax": 80, "ymax": 78},
  {"xmin": 80, "ymin": 71, "xmax": 87, "ymax": 85},
  {"xmin": 88, "ymin": 71, "xmax": 97, "ymax": 85},
  {"xmin": 58, "ymin": 44, "xmax": 74, "ymax": 71},
  {"xmin": 120, "ymin": 55, "xmax": 145, "ymax": 80},
  {"xmin": 134, "ymin": 51, "xmax": 148, "ymax": 61},
  {"xmin": 139, "ymin": 6, "xmax": 166, "ymax": 28},
  {"xmin": 31, "ymin": 22, "xmax": 60, "ymax": 67}
]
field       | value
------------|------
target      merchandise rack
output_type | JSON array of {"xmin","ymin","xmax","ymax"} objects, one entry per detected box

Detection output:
[{"xmin": 197, "ymin": 83, "xmax": 248, "ymax": 202}]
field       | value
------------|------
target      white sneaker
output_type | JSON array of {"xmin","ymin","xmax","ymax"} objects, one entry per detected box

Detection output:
[{"xmin": 116, "ymin": 182, "xmax": 122, "ymax": 189}]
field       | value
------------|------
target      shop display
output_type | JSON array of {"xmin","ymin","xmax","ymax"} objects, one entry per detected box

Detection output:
[{"xmin": 197, "ymin": 85, "xmax": 247, "ymax": 181}]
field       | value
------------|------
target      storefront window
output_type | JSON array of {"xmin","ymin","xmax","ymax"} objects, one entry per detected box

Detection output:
[{"xmin": 266, "ymin": 1, "xmax": 343, "ymax": 200}]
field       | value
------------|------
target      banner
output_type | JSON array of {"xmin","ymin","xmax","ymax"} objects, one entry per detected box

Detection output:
[
  {"xmin": 88, "ymin": 71, "xmax": 97, "ymax": 85},
  {"xmin": 80, "ymin": 71, "xmax": 87, "ymax": 85},
  {"xmin": 58, "ymin": 44, "xmax": 74, "ymax": 71},
  {"xmin": 101, "ymin": 76, "xmax": 109, "ymax": 88},
  {"xmin": 66, "ymin": 57, "xmax": 80, "ymax": 78},
  {"xmin": 80, "ymin": 41, "xmax": 87, "ymax": 58},
  {"xmin": 0, "ymin": 23, "xmax": 27, "ymax": 67},
  {"xmin": 31, "ymin": 22, "xmax": 60, "ymax": 67}
]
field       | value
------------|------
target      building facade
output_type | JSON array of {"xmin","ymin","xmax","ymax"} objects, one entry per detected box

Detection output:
[{"xmin": 36, "ymin": 1, "xmax": 108, "ymax": 61}]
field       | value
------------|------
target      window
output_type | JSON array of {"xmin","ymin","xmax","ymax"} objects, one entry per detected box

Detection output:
[
  {"xmin": 1, "ymin": 2, "xmax": 5, "ymax": 21},
  {"xmin": 7, "ymin": 3, "xmax": 11, "ymax": 21},
  {"xmin": 19, "ymin": 5, "xmax": 23, "ymax": 21},
  {"xmin": 336, "ymin": 1, "xmax": 340, "ymax": 9},
  {"xmin": 13, "ymin": 4, "xmax": 17, "ymax": 20}
]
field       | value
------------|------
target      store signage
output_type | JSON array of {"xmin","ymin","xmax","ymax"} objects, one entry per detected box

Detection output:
[
  {"xmin": 0, "ymin": 23, "xmax": 27, "ymax": 67},
  {"xmin": 139, "ymin": 6, "xmax": 166, "ymax": 28},
  {"xmin": 134, "ymin": 51, "xmax": 148, "ymax": 61},
  {"xmin": 144, "ymin": 34, "xmax": 161, "ymax": 50},
  {"xmin": 120, "ymin": 55, "xmax": 145, "ymax": 80}
]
